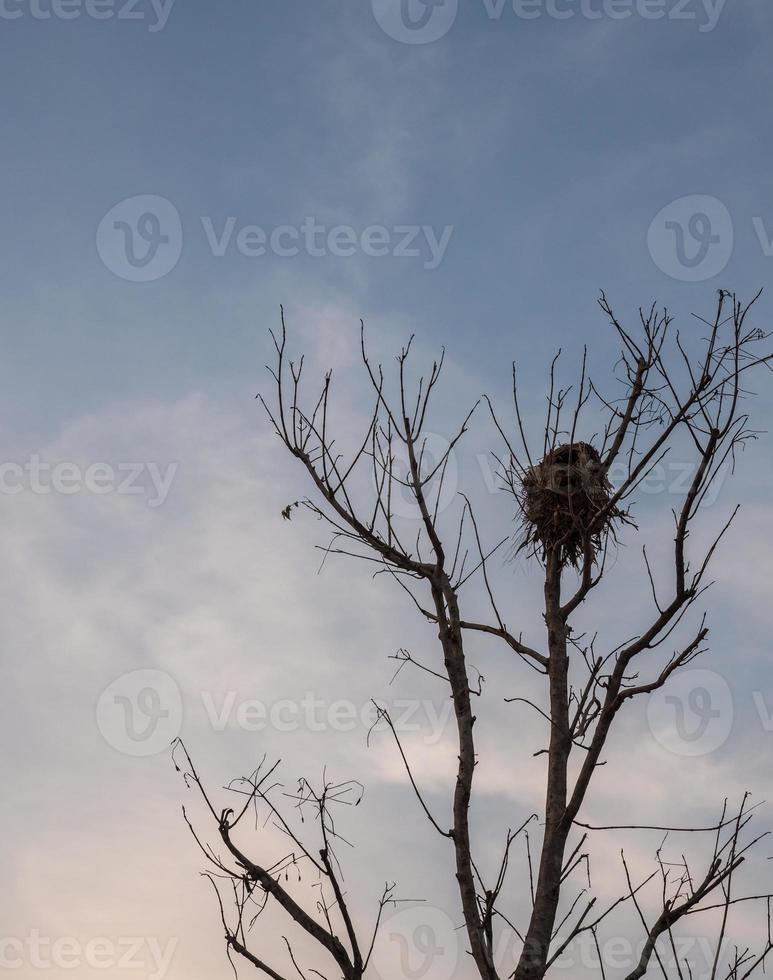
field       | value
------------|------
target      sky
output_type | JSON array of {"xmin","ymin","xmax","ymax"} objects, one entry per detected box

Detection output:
[{"xmin": 2, "ymin": 1, "xmax": 773, "ymax": 978}]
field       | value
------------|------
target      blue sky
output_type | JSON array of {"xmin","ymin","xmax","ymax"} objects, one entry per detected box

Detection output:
[
  {"xmin": 3, "ymin": 2, "xmax": 773, "ymax": 978},
  {"xmin": 2, "ymin": 0, "xmax": 772, "ymax": 431}
]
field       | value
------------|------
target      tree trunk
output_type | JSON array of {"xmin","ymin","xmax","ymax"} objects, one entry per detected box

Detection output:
[
  {"xmin": 513, "ymin": 551, "xmax": 571, "ymax": 980},
  {"xmin": 433, "ymin": 579, "xmax": 498, "ymax": 980}
]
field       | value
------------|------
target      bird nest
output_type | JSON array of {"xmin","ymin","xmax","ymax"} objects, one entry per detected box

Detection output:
[{"xmin": 517, "ymin": 442, "xmax": 618, "ymax": 567}]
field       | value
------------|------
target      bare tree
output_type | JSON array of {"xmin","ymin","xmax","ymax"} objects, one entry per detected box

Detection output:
[{"xmin": 178, "ymin": 289, "xmax": 773, "ymax": 980}]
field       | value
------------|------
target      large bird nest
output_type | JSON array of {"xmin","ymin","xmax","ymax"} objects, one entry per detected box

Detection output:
[{"xmin": 517, "ymin": 442, "xmax": 621, "ymax": 567}]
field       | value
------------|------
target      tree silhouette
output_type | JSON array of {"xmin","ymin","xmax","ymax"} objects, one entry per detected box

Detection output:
[{"xmin": 178, "ymin": 289, "xmax": 773, "ymax": 980}]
